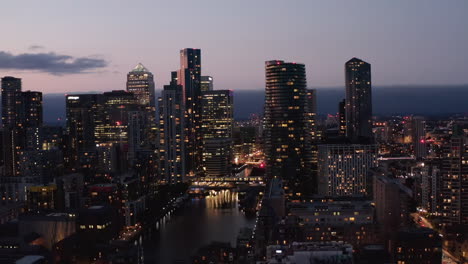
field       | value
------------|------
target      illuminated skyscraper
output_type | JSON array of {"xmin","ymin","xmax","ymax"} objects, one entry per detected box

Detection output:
[
  {"xmin": 126, "ymin": 63, "xmax": 156, "ymax": 147},
  {"xmin": 1, "ymin": 77, "xmax": 43, "ymax": 178},
  {"xmin": 21, "ymin": 91, "xmax": 43, "ymax": 128},
  {"xmin": 178, "ymin": 48, "xmax": 202, "ymax": 176},
  {"xmin": 200, "ymin": 76, "xmax": 213, "ymax": 92},
  {"xmin": 201, "ymin": 90, "xmax": 234, "ymax": 177},
  {"xmin": 305, "ymin": 89, "xmax": 318, "ymax": 143},
  {"xmin": 95, "ymin": 90, "xmax": 141, "ymax": 146},
  {"xmin": 412, "ymin": 116, "xmax": 427, "ymax": 160},
  {"xmin": 345, "ymin": 58, "xmax": 373, "ymax": 142},
  {"xmin": 21, "ymin": 91, "xmax": 43, "ymax": 151},
  {"xmin": 441, "ymin": 126, "xmax": 468, "ymax": 227},
  {"xmin": 1, "ymin": 77, "xmax": 22, "ymax": 178},
  {"xmin": 126, "ymin": 63, "xmax": 155, "ymax": 107},
  {"xmin": 66, "ymin": 94, "xmax": 102, "ymax": 170},
  {"xmin": 1, "ymin": 76, "xmax": 22, "ymax": 128},
  {"xmin": 158, "ymin": 72, "xmax": 186, "ymax": 183},
  {"xmin": 263, "ymin": 60, "xmax": 312, "ymax": 186},
  {"xmin": 66, "ymin": 91, "xmax": 146, "ymax": 174}
]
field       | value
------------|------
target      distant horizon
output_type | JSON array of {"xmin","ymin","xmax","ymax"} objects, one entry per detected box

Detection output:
[
  {"xmin": 0, "ymin": 84, "xmax": 459, "ymax": 124},
  {"xmin": 12, "ymin": 83, "xmax": 468, "ymax": 95}
]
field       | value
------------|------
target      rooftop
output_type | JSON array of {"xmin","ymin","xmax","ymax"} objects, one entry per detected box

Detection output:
[{"xmin": 130, "ymin": 63, "xmax": 149, "ymax": 73}]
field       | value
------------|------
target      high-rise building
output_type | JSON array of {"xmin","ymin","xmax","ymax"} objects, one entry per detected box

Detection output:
[
  {"xmin": 178, "ymin": 48, "xmax": 202, "ymax": 177},
  {"xmin": 200, "ymin": 76, "xmax": 213, "ymax": 92},
  {"xmin": 201, "ymin": 90, "xmax": 234, "ymax": 177},
  {"xmin": 158, "ymin": 72, "xmax": 186, "ymax": 184},
  {"xmin": 305, "ymin": 89, "xmax": 319, "ymax": 178},
  {"xmin": 1, "ymin": 78, "xmax": 43, "ymax": 178},
  {"xmin": 201, "ymin": 90, "xmax": 233, "ymax": 140},
  {"xmin": 126, "ymin": 63, "xmax": 155, "ymax": 107},
  {"xmin": 305, "ymin": 89, "xmax": 318, "ymax": 143},
  {"xmin": 441, "ymin": 126, "xmax": 468, "ymax": 227},
  {"xmin": 95, "ymin": 90, "xmax": 141, "ymax": 146},
  {"xmin": 1, "ymin": 76, "xmax": 22, "ymax": 128},
  {"xmin": 66, "ymin": 91, "xmax": 147, "ymax": 175},
  {"xmin": 345, "ymin": 58, "xmax": 373, "ymax": 142},
  {"xmin": 412, "ymin": 116, "xmax": 427, "ymax": 160},
  {"xmin": 338, "ymin": 99, "xmax": 346, "ymax": 137},
  {"xmin": 20, "ymin": 91, "xmax": 43, "ymax": 128},
  {"xmin": 318, "ymin": 144, "xmax": 377, "ymax": 197},
  {"xmin": 263, "ymin": 60, "xmax": 312, "ymax": 186},
  {"xmin": 21, "ymin": 91, "xmax": 43, "ymax": 151},
  {"xmin": 126, "ymin": 63, "xmax": 156, "ymax": 148},
  {"xmin": 1, "ymin": 77, "xmax": 22, "ymax": 177},
  {"xmin": 65, "ymin": 94, "xmax": 103, "ymax": 171}
]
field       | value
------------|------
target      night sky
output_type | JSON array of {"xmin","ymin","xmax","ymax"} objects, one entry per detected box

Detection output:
[{"xmin": 1, "ymin": 0, "xmax": 467, "ymax": 93}]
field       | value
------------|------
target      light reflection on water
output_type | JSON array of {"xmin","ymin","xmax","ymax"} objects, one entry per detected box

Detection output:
[
  {"xmin": 206, "ymin": 189, "xmax": 238, "ymax": 209},
  {"xmin": 144, "ymin": 189, "xmax": 255, "ymax": 264}
]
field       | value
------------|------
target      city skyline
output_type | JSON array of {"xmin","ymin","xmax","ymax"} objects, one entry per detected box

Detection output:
[
  {"xmin": 1, "ymin": 2, "xmax": 468, "ymax": 263},
  {"xmin": 0, "ymin": 1, "xmax": 467, "ymax": 93}
]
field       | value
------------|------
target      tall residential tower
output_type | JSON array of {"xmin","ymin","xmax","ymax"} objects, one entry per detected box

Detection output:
[
  {"xmin": 158, "ymin": 72, "xmax": 186, "ymax": 184},
  {"xmin": 345, "ymin": 58, "xmax": 373, "ymax": 142},
  {"xmin": 178, "ymin": 48, "xmax": 202, "ymax": 177},
  {"xmin": 263, "ymin": 60, "xmax": 312, "ymax": 188}
]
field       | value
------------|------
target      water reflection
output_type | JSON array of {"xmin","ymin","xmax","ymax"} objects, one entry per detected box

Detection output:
[
  {"xmin": 144, "ymin": 189, "xmax": 254, "ymax": 263},
  {"xmin": 206, "ymin": 189, "xmax": 238, "ymax": 209}
]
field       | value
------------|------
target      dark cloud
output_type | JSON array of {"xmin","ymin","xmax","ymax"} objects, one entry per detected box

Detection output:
[
  {"xmin": 28, "ymin": 45, "xmax": 45, "ymax": 51},
  {"xmin": 0, "ymin": 51, "xmax": 108, "ymax": 75}
]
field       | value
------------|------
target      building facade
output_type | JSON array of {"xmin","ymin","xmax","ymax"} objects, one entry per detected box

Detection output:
[
  {"xmin": 1, "ymin": 76, "xmax": 22, "ymax": 128},
  {"xmin": 318, "ymin": 144, "xmax": 377, "ymax": 197},
  {"xmin": 345, "ymin": 58, "xmax": 373, "ymax": 142},
  {"xmin": 178, "ymin": 48, "xmax": 202, "ymax": 177},
  {"xmin": 158, "ymin": 73, "xmax": 186, "ymax": 184},
  {"xmin": 201, "ymin": 90, "xmax": 234, "ymax": 177},
  {"xmin": 263, "ymin": 60, "xmax": 311, "ymax": 186},
  {"xmin": 200, "ymin": 76, "xmax": 213, "ymax": 92},
  {"xmin": 441, "ymin": 127, "xmax": 468, "ymax": 227},
  {"xmin": 126, "ymin": 63, "xmax": 156, "ymax": 148}
]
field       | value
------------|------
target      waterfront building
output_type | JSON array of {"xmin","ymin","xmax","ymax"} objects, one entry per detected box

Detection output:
[
  {"xmin": 158, "ymin": 72, "xmax": 186, "ymax": 183},
  {"xmin": 263, "ymin": 60, "xmax": 312, "ymax": 187},
  {"xmin": 201, "ymin": 90, "xmax": 234, "ymax": 177},
  {"xmin": 263, "ymin": 242, "xmax": 353, "ymax": 264},
  {"xmin": 178, "ymin": 48, "xmax": 202, "ymax": 177},
  {"xmin": 288, "ymin": 199, "xmax": 379, "ymax": 247}
]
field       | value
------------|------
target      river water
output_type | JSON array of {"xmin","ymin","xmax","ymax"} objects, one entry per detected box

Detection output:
[{"xmin": 144, "ymin": 190, "xmax": 255, "ymax": 263}]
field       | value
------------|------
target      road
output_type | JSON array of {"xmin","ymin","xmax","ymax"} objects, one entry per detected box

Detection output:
[{"xmin": 412, "ymin": 213, "xmax": 461, "ymax": 264}]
